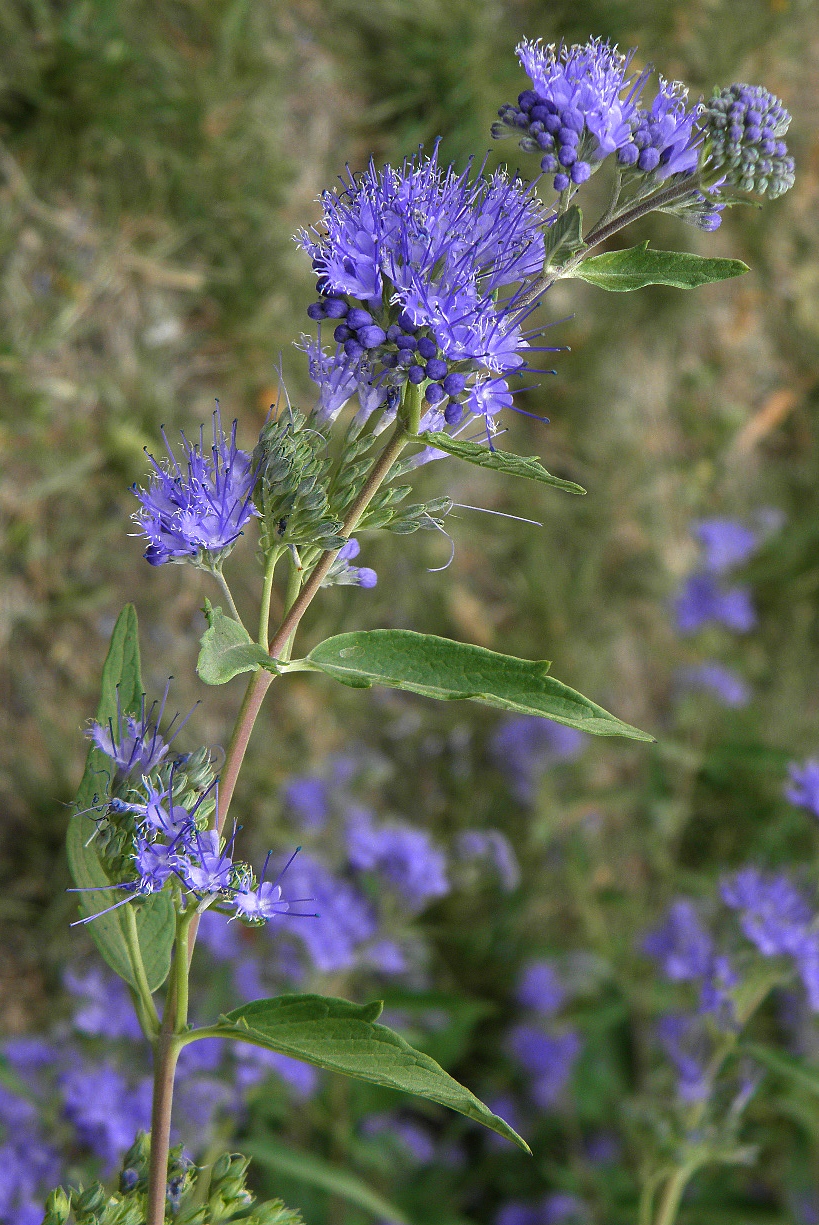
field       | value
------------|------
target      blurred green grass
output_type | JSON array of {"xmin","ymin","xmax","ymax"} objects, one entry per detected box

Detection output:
[{"xmin": 1, "ymin": 0, "xmax": 818, "ymax": 1051}]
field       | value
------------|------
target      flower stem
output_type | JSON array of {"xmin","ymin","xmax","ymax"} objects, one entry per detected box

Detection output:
[
  {"xmin": 258, "ymin": 546, "xmax": 284, "ymax": 650},
  {"xmin": 123, "ymin": 904, "xmax": 160, "ymax": 1038},
  {"xmin": 653, "ymin": 1164, "xmax": 697, "ymax": 1225},
  {"xmin": 146, "ymin": 912, "xmax": 187, "ymax": 1225},
  {"xmin": 213, "ymin": 568, "xmax": 245, "ymax": 628}
]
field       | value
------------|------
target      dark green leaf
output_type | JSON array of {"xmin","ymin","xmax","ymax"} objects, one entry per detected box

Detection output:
[
  {"xmin": 197, "ymin": 600, "xmax": 276, "ymax": 685},
  {"xmin": 573, "ymin": 242, "xmax": 749, "ymax": 292},
  {"xmin": 242, "ymin": 1140, "xmax": 410, "ymax": 1224},
  {"xmin": 304, "ymin": 630, "xmax": 653, "ymax": 741},
  {"xmin": 66, "ymin": 605, "xmax": 174, "ymax": 993},
  {"xmin": 543, "ymin": 204, "xmax": 585, "ymax": 268},
  {"xmin": 742, "ymin": 1041, "xmax": 819, "ymax": 1098},
  {"xmin": 412, "ymin": 433, "xmax": 585, "ymax": 494},
  {"xmin": 210, "ymin": 993, "xmax": 530, "ymax": 1152}
]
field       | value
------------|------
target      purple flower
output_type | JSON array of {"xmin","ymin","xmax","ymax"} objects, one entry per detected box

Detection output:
[
  {"xmin": 786, "ymin": 760, "xmax": 819, "ymax": 820},
  {"xmin": 321, "ymin": 537, "xmax": 378, "ymax": 589},
  {"xmin": 233, "ymin": 1044, "xmax": 320, "ymax": 1097},
  {"xmin": 674, "ymin": 572, "xmax": 756, "ymax": 634},
  {"xmin": 490, "ymin": 715, "xmax": 586, "ymax": 802},
  {"xmin": 701, "ymin": 83, "xmax": 795, "ymax": 199},
  {"xmin": 677, "ymin": 662, "xmax": 751, "ymax": 708},
  {"xmin": 516, "ymin": 960, "xmax": 566, "ymax": 1015},
  {"xmin": 541, "ymin": 1195, "xmax": 588, "ymax": 1224},
  {"xmin": 496, "ymin": 1205, "xmax": 539, "ymax": 1225},
  {"xmin": 361, "ymin": 1114, "xmax": 435, "ymax": 1163},
  {"xmin": 0, "ymin": 1086, "xmax": 61, "ymax": 1225},
  {"xmin": 84, "ymin": 681, "xmax": 188, "ymax": 777},
  {"xmin": 231, "ymin": 875, "xmax": 290, "ymax": 922},
  {"xmin": 283, "ymin": 775, "xmax": 331, "ymax": 830},
  {"xmin": 721, "ymin": 868, "xmax": 819, "ymax": 1009},
  {"xmin": 346, "ymin": 810, "xmax": 449, "ymax": 909},
  {"xmin": 276, "ymin": 853, "xmax": 377, "ymax": 972},
  {"xmin": 456, "ymin": 829, "xmax": 521, "ymax": 891},
  {"xmin": 64, "ymin": 967, "xmax": 143, "ymax": 1041},
  {"xmin": 507, "ymin": 1024, "xmax": 582, "ymax": 1107},
  {"xmin": 656, "ymin": 1014, "xmax": 712, "ymax": 1102},
  {"xmin": 692, "ymin": 518, "xmax": 759, "ymax": 574},
  {"xmin": 177, "ymin": 829, "xmax": 234, "ymax": 894},
  {"xmin": 297, "ymin": 147, "xmax": 550, "ymax": 437},
  {"xmin": 644, "ymin": 900, "xmax": 715, "ymax": 981},
  {"xmin": 133, "ymin": 409, "xmax": 258, "ymax": 566},
  {"xmin": 61, "ymin": 1063, "xmax": 152, "ymax": 1169},
  {"xmin": 495, "ymin": 39, "xmax": 649, "ymax": 190},
  {"xmin": 619, "ymin": 77, "xmax": 702, "ymax": 178},
  {"xmin": 196, "ymin": 907, "xmax": 245, "ymax": 960}
]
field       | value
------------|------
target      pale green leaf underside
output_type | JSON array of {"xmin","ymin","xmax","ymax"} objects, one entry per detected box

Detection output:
[
  {"xmin": 197, "ymin": 601, "xmax": 276, "ymax": 685},
  {"xmin": 413, "ymin": 432, "xmax": 585, "ymax": 494},
  {"xmin": 304, "ymin": 630, "xmax": 653, "ymax": 741},
  {"xmin": 573, "ymin": 242, "xmax": 749, "ymax": 291},
  {"xmin": 212, "ymin": 994, "xmax": 530, "ymax": 1153},
  {"xmin": 243, "ymin": 1139, "xmax": 410, "ymax": 1224},
  {"xmin": 66, "ymin": 604, "xmax": 174, "ymax": 993}
]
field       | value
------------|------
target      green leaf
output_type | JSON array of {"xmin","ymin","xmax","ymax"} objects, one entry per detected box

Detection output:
[
  {"xmin": 66, "ymin": 605, "xmax": 174, "ymax": 993},
  {"xmin": 742, "ymin": 1041, "xmax": 819, "ymax": 1098},
  {"xmin": 242, "ymin": 1140, "xmax": 410, "ymax": 1225},
  {"xmin": 412, "ymin": 433, "xmax": 585, "ymax": 495},
  {"xmin": 197, "ymin": 600, "xmax": 276, "ymax": 685},
  {"xmin": 543, "ymin": 204, "xmax": 585, "ymax": 268},
  {"xmin": 303, "ymin": 630, "xmax": 653, "ymax": 741},
  {"xmin": 572, "ymin": 242, "xmax": 749, "ymax": 292},
  {"xmin": 210, "ymin": 994, "xmax": 530, "ymax": 1153}
]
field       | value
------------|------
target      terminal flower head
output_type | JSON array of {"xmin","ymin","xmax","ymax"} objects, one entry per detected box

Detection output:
[
  {"xmin": 297, "ymin": 146, "xmax": 555, "ymax": 440},
  {"xmin": 133, "ymin": 408, "xmax": 258, "ymax": 566},
  {"xmin": 494, "ymin": 38, "xmax": 649, "ymax": 190}
]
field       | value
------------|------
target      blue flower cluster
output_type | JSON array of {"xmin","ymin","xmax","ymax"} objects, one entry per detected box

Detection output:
[
  {"xmin": 671, "ymin": 515, "xmax": 775, "ymax": 709},
  {"xmin": 506, "ymin": 958, "xmax": 581, "ymax": 1110},
  {"xmin": 702, "ymin": 83, "xmax": 795, "ymax": 198},
  {"xmin": 787, "ymin": 760, "xmax": 819, "ymax": 819},
  {"xmin": 490, "ymin": 714, "xmax": 587, "ymax": 803},
  {"xmin": 80, "ymin": 697, "xmax": 296, "ymax": 930},
  {"xmin": 722, "ymin": 869, "xmax": 819, "ymax": 1008},
  {"xmin": 133, "ymin": 410, "xmax": 258, "ymax": 567},
  {"xmin": 494, "ymin": 39, "xmax": 650, "ymax": 190},
  {"xmin": 497, "ymin": 1193, "xmax": 589, "ymax": 1225},
  {"xmin": 297, "ymin": 146, "xmax": 550, "ymax": 437}
]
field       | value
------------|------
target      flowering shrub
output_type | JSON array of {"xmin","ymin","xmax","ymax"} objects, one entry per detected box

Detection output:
[{"xmin": 1, "ymin": 28, "xmax": 808, "ymax": 1225}]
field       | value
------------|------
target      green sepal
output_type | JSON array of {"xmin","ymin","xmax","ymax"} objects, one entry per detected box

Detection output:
[
  {"xmin": 66, "ymin": 605, "xmax": 174, "ymax": 992},
  {"xmin": 571, "ymin": 241, "xmax": 749, "ymax": 291},
  {"xmin": 197, "ymin": 600, "xmax": 277, "ymax": 685},
  {"xmin": 412, "ymin": 433, "xmax": 585, "ymax": 494},
  {"xmin": 205, "ymin": 993, "xmax": 530, "ymax": 1152},
  {"xmin": 302, "ymin": 629, "xmax": 653, "ymax": 740}
]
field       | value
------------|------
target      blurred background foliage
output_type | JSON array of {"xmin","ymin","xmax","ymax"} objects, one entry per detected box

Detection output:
[{"xmin": 2, "ymin": 0, "xmax": 819, "ymax": 1221}]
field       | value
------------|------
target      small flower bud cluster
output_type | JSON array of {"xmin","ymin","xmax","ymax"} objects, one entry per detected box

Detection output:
[
  {"xmin": 41, "ymin": 1134, "xmax": 304, "ymax": 1225},
  {"xmin": 701, "ymin": 83, "xmax": 794, "ymax": 198},
  {"xmin": 252, "ymin": 407, "xmax": 346, "ymax": 555},
  {"xmin": 494, "ymin": 92, "xmax": 595, "ymax": 190},
  {"xmin": 304, "ymin": 300, "xmax": 470, "ymax": 417}
]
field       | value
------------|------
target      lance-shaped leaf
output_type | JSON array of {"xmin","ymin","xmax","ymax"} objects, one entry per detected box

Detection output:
[
  {"xmin": 197, "ymin": 600, "xmax": 277, "ymax": 685},
  {"xmin": 412, "ymin": 433, "xmax": 585, "ymax": 494},
  {"xmin": 301, "ymin": 630, "xmax": 653, "ymax": 741},
  {"xmin": 206, "ymin": 994, "xmax": 530, "ymax": 1153},
  {"xmin": 66, "ymin": 605, "xmax": 174, "ymax": 993},
  {"xmin": 543, "ymin": 204, "xmax": 585, "ymax": 269},
  {"xmin": 572, "ymin": 242, "xmax": 749, "ymax": 292},
  {"xmin": 741, "ymin": 1041, "xmax": 819, "ymax": 1099},
  {"xmin": 242, "ymin": 1140, "xmax": 410, "ymax": 1225}
]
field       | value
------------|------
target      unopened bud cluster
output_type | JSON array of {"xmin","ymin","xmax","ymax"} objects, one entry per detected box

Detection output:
[{"xmin": 701, "ymin": 83, "xmax": 795, "ymax": 198}]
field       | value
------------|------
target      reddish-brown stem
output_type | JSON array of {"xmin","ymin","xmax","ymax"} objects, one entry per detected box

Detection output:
[{"xmin": 146, "ymin": 981, "xmax": 180, "ymax": 1225}]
